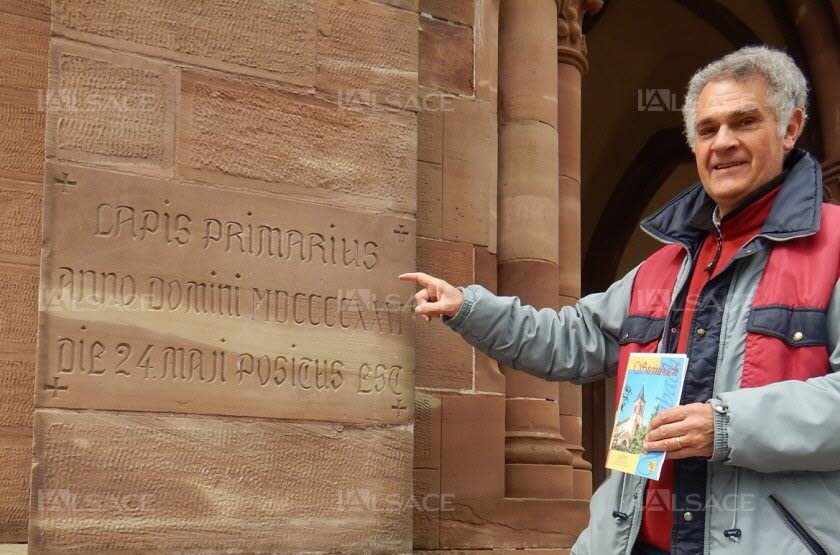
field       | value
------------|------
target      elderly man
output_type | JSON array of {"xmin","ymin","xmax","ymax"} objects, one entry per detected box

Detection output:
[{"xmin": 400, "ymin": 46, "xmax": 839, "ymax": 555}]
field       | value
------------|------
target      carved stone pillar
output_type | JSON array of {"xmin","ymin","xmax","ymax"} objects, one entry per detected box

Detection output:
[
  {"xmin": 785, "ymin": 0, "xmax": 840, "ymax": 203},
  {"xmin": 556, "ymin": 0, "xmax": 602, "ymax": 499},
  {"xmin": 498, "ymin": 0, "xmax": 574, "ymax": 499}
]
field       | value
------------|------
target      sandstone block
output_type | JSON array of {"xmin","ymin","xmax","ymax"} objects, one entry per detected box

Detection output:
[
  {"xmin": 0, "ymin": 432, "xmax": 29, "ymax": 542},
  {"xmin": 416, "ymin": 239, "xmax": 473, "ymax": 389},
  {"xmin": 0, "ymin": 263, "xmax": 37, "ymax": 349},
  {"xmin": 417, "ymin": 161, "xmax": 443, "ymax": 239},
  {"xmin": 30, "ymin": 409, "xmax": 412, "ymax": 554},
  {"xmin": 415, "ymin": 391, "xmax": 442, "ymax": 469},
  {"xmin": 178, "ymin": 70, "xmax": 417, "ymax": 213},
  {"xmin": 0, "ymin": 11, "xmax": 48, "ymax": 91},
  {"xmin": 52, "ymin": 0, "xmax": 317, "ymax": 86},
  {"xmin": 45, "ymin": 41, "xmax": 175, "ymax": 172},
  {"xmin": 0, "ymin": 90, "xmax": 45, "ymax": 180},
  {"xmin": 420, "ymin": 0, "xmax": 474, "ymax": 25},
  {"xmin": 442, "ymin": 99, "xmax": 496, "ymax": 246},
  {"xmin": 317, "ymin": 0, "xmax": 417, "ymax": 109},
  {"xmin": 420, "ymin": 15, "xmax": 473, "ymax": 95}
]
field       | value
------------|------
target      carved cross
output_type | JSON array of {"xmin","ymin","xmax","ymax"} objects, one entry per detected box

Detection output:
[
  {"xmin": 43, "ymin": 377, "xmax": 68, "ymax": 398},
  {"xmin": 393, "ymin": 225, "xmax": 409, "ymax": 242},
  {"xmin": 392, "ymin": 398, "xmax": 408, "ymax": 415},
  {"xmin": 55, "ymin": 172, "xmax": 78, "ymax": 194}
]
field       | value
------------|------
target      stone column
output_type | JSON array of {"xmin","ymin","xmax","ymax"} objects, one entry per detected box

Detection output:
[
  {"xmin": 786, "ymin": 0, "xmax": 840, "ymax": 202},
  {"xmin": 555, "ymin": 0, "xmax": 603, "ymax": 500},
  {"xmin": 498, "ymin": 0, "xmax": 574, "ymax": 499}
]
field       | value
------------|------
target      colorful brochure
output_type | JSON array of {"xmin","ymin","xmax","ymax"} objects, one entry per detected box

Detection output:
[{"xmin": 606, "ymin": 353, "xmax": 689, "ymax": 480}]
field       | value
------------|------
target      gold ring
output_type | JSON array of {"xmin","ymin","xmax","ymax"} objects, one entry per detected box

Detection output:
[{"xmin": 675, "ymin": 436, "xmax": 683, "ymax": 450}]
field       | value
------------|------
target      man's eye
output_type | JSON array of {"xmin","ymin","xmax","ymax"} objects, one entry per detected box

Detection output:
[
  {"xmin": 738, "ymin": 118, "xmax": 756, "ymax": 126},
  {"xmin": 698, "ymin": 128, "xmax": 715, "ymax": 137}
]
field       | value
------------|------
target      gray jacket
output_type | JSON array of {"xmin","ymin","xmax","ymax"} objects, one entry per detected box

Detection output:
[{"xmin": 444, "ymin": 152, "xmax": 840, "ymax": 555}]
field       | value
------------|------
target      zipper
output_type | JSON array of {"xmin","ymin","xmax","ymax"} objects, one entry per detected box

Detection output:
[{"xmin": 769, "ymin": 494, "xmax": 828, "ymax": 555}]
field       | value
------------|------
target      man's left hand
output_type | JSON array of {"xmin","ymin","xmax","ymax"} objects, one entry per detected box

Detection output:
[{"xmin": 644, "ymin": 403, "xmax": 715, "ymax": 459}]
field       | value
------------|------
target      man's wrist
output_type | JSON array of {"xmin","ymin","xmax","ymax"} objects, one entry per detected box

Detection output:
[
  {"xmin": 442, "ymin": 285, "xmax": 473, "ymax": 329},
  {"xmin": 707, "ymin": 397, "xmax": 732, "ymax": 462}
]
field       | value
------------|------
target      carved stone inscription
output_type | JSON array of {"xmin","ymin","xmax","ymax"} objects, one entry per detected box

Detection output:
[{"xmin": 37, "ymin": 162, "xmax": 416, "ymax": 425}]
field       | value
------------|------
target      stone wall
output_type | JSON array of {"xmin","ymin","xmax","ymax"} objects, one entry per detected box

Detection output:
[{"xmin": 0, "ymin": 0, "xmax": 49, "ymax": 542}]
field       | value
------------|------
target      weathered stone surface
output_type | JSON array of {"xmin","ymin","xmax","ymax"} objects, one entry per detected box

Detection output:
[
  {"xmin": 442, "ymin": 99, "xmax": 496, "ymax": 246},
  {"xmin": 418, "ymin": 95, "xmax": 443, "ymax": 164},
  {"xmin": 47, "ymin": 42, "xmax": 175, "ymax": 170},
  {"xmin": 179, "ymin": 70, "xmax": 417, "ymax": 213},
  {"xmin": 38, "ymin": 162, "xmax": 416, "ymax": 425},
  {"xmin": 317, "ymin": 0, "xmax": 418, "ymax": 108},
  {"xmin": 0, "ymin": 90, "xmax": 45, "ymax": 179},
  {"xmin": 416, "ymin": 239, "xmax": 472, "ymax": 389},
  {"xmin": 374, "ymin": 0, "xmax": 418, "ymax": 10},
  {"xmin": 417, "ymin": 160, "xmax": 443, "ymax": 239},
  {"xmin": 0, "ymin": 432, "xmax": 29, "ymax": 542},
  {"xmin": 30, "ymin": 409, "xmax": 412, "ymax": 554},
  {"xmin": 0, "ymin": 263, "xmax": 37, "ymax": 349},
  {"xmin": 420, "ymin": 15, "xmax": 473, "ymax": 95},
  {"xmin": 439, "ymin": 498, "xmax": 588, "ymax": 548},
  {"xmin": 52, "ymin": 0, "xmax": 317, "ymax": 86},
  {"xmin": 473, "ymin": 247, "xmax": 504, "ymax": 393},
  {"xmin": 413, "ymin": 468, "xmax": 441, "ymax": 549},
  {"xmin": 415, "ymin": 391, "xmax": 441, "ymax": 469},
  {"xmin": 441, "ymin": 393, "xmax": 504, "ymax": 499},
  {"xmin": 0, "ymin": 11, "xmax": 48, "ymax": 91},
  {"xmin": 474, "ymin": 0, "xmax": 499, "ymax": 105},
  {"xmin": 0, "ymin": 358, "xmax": 34, "ymax": 428},
  {"xmin": 421, "ymin": 0, "xmax": 474, "ymax": 25},
  {"xmin": 0, "ymin": 0, "xmax": 50, "ymax": 20},
  {"xmin": 0, "ymin": 178, "xmax": 41, "ymax": 264}
]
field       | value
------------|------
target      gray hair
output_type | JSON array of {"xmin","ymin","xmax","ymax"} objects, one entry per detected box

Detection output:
[{"xmin": 682, "ymin": 45, "xmax": 809, "ymax": 149}]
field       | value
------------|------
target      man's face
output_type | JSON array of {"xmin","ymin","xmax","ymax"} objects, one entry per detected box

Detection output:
[{"xmin": 692, "ymin": 75, "xmax": 800, "ymax": 216}]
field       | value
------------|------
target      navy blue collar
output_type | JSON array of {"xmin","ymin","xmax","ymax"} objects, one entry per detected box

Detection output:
[{"xmin": 640, "ymin": 148, "xmax": 823, "ymax": 248}]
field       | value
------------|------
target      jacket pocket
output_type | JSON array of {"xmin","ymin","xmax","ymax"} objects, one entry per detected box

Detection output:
[
  {"xmin": 618, "ymin": 315, "xmax": 665, "ymax": 345},
  {"xmin": 747, "ymin": 306, "xmax": 828, "ymax": 347},
  {"xmin": 768, "ymin": 494, "xmax": 828, "ymax": 555}
]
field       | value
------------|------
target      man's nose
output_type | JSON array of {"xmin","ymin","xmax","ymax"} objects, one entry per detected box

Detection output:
[{"xmin": 710, "ymin": 125, "xmax": 738, "ymax": 152}]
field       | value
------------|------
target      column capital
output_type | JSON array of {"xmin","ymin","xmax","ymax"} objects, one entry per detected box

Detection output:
[{"xmin": 556, "ymin": 0, "xmax": 603, "ymax": 73}]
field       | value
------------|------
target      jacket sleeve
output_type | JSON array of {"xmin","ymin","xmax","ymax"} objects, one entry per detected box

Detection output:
[
  {"xmin": 717, "ymin": 277, "xmax": 840, "ymax": 473},
  {"xmin": 442, "ymin": 265, "xmax": 638, "ymax": 385}
]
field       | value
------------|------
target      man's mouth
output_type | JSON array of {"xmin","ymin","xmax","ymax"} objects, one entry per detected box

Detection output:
[{"xmin": 711, "ymin": 161, "xmax": 749, "ymax": 172}]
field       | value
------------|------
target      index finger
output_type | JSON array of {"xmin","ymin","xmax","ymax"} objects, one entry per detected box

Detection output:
[{"xmin": 398, "ymin": 272, "xmax": 434, "ymax": 287}]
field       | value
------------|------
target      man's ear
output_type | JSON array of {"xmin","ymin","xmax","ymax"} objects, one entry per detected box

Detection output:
[{"xmin": 782, "ymin": 107, "xmax": 805, "ymax": 151}]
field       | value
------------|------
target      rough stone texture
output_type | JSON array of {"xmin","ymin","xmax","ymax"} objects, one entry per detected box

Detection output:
[
  {"xmin": 418, "ymin": 160, "xmax": 443, "ymax": 239},
  {"xmin": 30, "ymin": 409, "xmax": 412, "ymax": 554},
  {"xmin": 51, "ymin": 0, "xmax": 317, "ymax": 86},
  {"xmin": 441, "ymin": 393, "xmax": 504, "ymax": 499},
  {"xmin": 0, "ymin": 91, "xmax": 45, "ymax": 180},
  {"xmin": 416, "ymin": 238, "xmax": 473, "ymax": 389},
  {"xmin": 0, "ymin": 264, "xmax": 38, "ymax": 349},
  {"xmin": 0, "ymin": 0, "xmax": 50, "ymax": 20},
  {"xmin": 413, "ymin": 468, "xmax": 441, "ymax": 549},
  {"xmin": 419, "ymin": 16, "xmax": 473, "ymax": 96},
  {"xmin": 473, "ymin": 247, "xmax": 504, "ymax": 393},
  {"xmin": 418, "ymin": 95, "xmax": 443, "ymax": 164},
  {"xmin": 0, "ymin": 11, "xmax": 49, "ymax": 91},
  {"xmin": 0, "ymin": 433, "xmax": 30, "ymax": 542},
  {"xmin": 48, "ymin": 42, "xmax": 175, "ymax": 169},
  {"xmin": 0, "ymin": 179, "xmax": 41, "ymax": 264},
  {"xmin": 415, "ymin": 391, "xmax": 442, "ymax": 469},
  {"xmin": 420, "ymin": 0, "xmax": 474, "ymax": 25},
  {"xmin": 442, "ymin": 98, "xmax": 496, "ymax": 246},
  {"xmin": 0, "ymin": 359, "xmax": 34, "ymax": 428},
  {"xmin": 317, "ymin": 0, "xmax": 418, "ymax": 109},
  {"xmin": 179, "ymin": 70, "xmax": 417, "ymax": 213}
]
